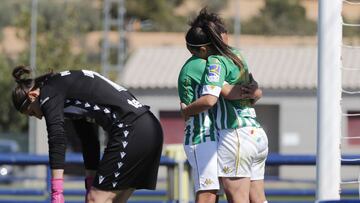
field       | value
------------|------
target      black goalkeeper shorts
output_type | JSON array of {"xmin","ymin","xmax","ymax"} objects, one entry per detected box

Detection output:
[{"xmin": 92, "ymin": 111, "xmax": 163, "ymax": 191}]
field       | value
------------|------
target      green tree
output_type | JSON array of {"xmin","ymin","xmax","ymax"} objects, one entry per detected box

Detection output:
[
  {"xmin": 200, "ymin": 0, "xmax": 228, "ymax": 13},
  {"xmin": 126, "ymin": 0, "xmax": 187, "ymax": 31},
  {"xmin": 0, "ymin": 55, "xmax": 28, "ymax": 132},
  {"xmin": 242, "ymin": 0, "xmax": 316, "ymax": 35},
  {"xmin": 0, "ymin": 0, "xmax": 24, "ymax": 31},
  {"xmin": 14, "ymin": 1, "xmax": 100, "ymax": 74},
  {"xmin": 0, "ymin": 1, "xmax": 102, "ymax": 133}
]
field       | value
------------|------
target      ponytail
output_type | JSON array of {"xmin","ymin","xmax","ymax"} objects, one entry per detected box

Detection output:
[
  {"xmin": 201, "ymin": 16, "xmax": 244, "ymax": 70},
  {"xmin": 188, "ymin": 7, "xmax": 244, "ymax": 70}
]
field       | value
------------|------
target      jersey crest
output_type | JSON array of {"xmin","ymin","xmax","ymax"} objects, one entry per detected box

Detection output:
[{"xmin": 208, "ymin": 64, "xmax": 221, "ymax": 82}]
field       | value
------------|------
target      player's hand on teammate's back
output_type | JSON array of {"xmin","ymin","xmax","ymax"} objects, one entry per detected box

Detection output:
[
  {"xmin": 180, "ymin": 102, "xmax": 189, "ymax": 121},
  {"xmin": 249, "ymin": 73, "xmax": 259, "ymax": 89},
  {"xmin": 247, "ymin": 73, "xmax": 262, "ymax": 105}
]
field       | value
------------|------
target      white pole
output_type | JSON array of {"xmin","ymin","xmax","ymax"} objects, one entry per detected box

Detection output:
[
  {"xmin": 316, "ymin": 0, "xmax": 342, "ymax": 201},
  {"xmin": 234, "ymin": 0, "xmax": 240, "ymax": 48},
  {"xmin": 30, "ymin": 0, "xmax": 37, "ymax": 73},
  {"xmin": 29, "ymin": 0, "xmax": 38, "ymax": 154},
  {"xmin": 118, "ymin": 0, "xmax": 126, "ymax": 74},
  {"xmin": 101, "ymin": 0, "xmax": 110, "ymax": 77}
]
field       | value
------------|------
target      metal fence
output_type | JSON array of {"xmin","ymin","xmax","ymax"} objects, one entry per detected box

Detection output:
[{"xmin": 0, "ymin": 153, "xmax": 360, "ymax": 203}]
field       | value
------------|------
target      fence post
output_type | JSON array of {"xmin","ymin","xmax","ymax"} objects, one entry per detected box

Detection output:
[{"xmin": 46, "ymin": 166, "xmax": 51, "ymax": 201}]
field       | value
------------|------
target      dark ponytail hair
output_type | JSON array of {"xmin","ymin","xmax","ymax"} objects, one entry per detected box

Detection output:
[
  {"xmin": 186, "ymin": 8, "xmax": 244, "ymax": 70},
  {"xmin": 12, "ymin": 65, "xmax": 54, "ymax": 112}
]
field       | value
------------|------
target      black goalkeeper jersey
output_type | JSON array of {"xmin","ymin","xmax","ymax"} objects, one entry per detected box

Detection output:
[{"xmin": 39, "ymin": 70, "xmax": 149, "ymax": 169}]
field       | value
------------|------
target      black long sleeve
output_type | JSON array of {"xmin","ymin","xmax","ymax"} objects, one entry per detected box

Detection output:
[{"xmin": 41, "ymin": 86, "xmax": 67, "ymax": 169}]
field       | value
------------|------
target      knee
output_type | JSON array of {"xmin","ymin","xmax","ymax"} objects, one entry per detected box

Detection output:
[
  {"xmin": 250, "ymin": 197, "xmax": 267, "ymax": 203},
  {"xmin": 224, "ymin": 190, "xmax": 249, "ymax": 203},
  {"xmin": 196, "ymin": 190, "xmax": 218, "ymax": 203},
  {"xmin": 87, "ymin": 190, "xmax": 97, "ymax": 203},
  {"xmin": 249, "ymin": 191, "xmax": 266, "ymax": 203}
]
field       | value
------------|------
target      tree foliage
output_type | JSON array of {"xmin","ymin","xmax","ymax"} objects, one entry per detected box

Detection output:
[
  {"xmin": 242, "ymin": 0, "xmax": 317, "ymax": 35},
  {"xmin": 126, "ymin": 0, "xmax": 187, "ymax": 31},
  {"xmin": 0, "ymin": 1, "xmax": 102, "ymax": 133},
  {"xmin": 0, "ymin": 55, "xmax": 27, "ymax": 132},
  {"xmin": 14, "ymin": 1, "xmax": 101, "ymax": 73}
]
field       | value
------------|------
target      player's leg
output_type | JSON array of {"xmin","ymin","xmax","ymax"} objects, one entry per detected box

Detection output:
[
  {"xmin": 87, "ymin": 188, "xmax": 116, "ymax": 203},
  {"xmin": 90, "ymin": 112, "xmax": 163, "ymax": 203},
  {"xmin": 250, "ymin": 180, "xmax": 266, "ymax": 203},
  {"xmin": 249, "ymin": 127, "xmax": 268, "ymax": 203},
  {"xmin": 218, "ymin": 128, "xmax": 255, "ymax": 203},
  {"xmin": 112, "ymin": 188, "xmax": 135, "ymax": 203},
  {"xmin": 72, "ymin": 119, "xmax": 100, "ymax": 203},
  {"xmin": 84, "ymin": 169, "xmax": 96, "ymax": 202},
  {"xmin": 196, "ymin": 190, "xmax": 218, "ymax": 203},
  {"xmin": 184, "ymin": 140, "xmax": 219, "ymax": 203},
  {"xmin": 221, "ymin": 177, "xmax": 250, "ymax": 203},
  {"xmin": 87, "ymin": 188, "xmax": 134, "ymax": 203}
]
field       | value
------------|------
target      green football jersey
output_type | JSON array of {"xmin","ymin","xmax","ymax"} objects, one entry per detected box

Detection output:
[
  {"xmin": 178, "ymin": 56, "xmax": 217, "ymax": 146},
  {"xmin": 202, "ymin": 49, "xmax": 261, "ymax": 129}
]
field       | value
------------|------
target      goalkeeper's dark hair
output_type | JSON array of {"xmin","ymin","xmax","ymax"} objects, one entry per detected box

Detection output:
[
  {"xmin": 12, "ymin": 65, "xmax": 54, "ymax": 112},
  {"xmin": 185, "ymin": 7, "xmax": 244, "ymax": 70}
]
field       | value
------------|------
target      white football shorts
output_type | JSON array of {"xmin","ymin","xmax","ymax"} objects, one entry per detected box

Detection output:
[
  {"xmin": 218, "ymin": 126, "xmax": 268, "ymax": 180},
  {"xmin": 184, "ymin": 141, "xmax": 220, "ymax": 192}
]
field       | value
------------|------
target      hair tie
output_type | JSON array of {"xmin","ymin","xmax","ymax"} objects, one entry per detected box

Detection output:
[{"xmin": 186, "ymin": 42, "xmax": 211, "ymax": 47}]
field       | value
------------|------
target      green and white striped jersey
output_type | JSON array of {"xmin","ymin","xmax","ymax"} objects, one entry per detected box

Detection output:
[
  {"xmin": 178, "ymin": 56, "xmax": 217, "ymax": 146},
  {"xmin": 202, "ymin": 49, "xmax": 261, "ymax": 129}
]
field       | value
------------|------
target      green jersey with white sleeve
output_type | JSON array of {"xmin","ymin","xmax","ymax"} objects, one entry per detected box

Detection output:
[
  {"xmin": 178, "ymin": 56, "xmax": 217, "ymax": 146},
  {"xmin": 202, "ymin": 49, "xmax": 261, "ymax": 129}
]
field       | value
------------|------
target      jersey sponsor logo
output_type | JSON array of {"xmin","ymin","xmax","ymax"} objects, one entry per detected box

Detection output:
[
  {"xmin": 202, "ymin": 178, "xmax": 214, "ymax": 187},
  {"xmin": 236, "ymin": 108, "xmax": 256, "ymax": 118},
  {"xmin": 208, "ymin": 64, "xmax": 220, "ymax": 82},
  {"xmin": 222, "ymin": 166, "xmax": 233, "ymax": 174},
  {"xmin": 127, "ymin": 99, "xmax": 143, "ymax": 108}
]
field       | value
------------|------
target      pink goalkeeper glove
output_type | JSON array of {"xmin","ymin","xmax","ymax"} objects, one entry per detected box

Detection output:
[
  {"xmin": 85, "ymin": 176, "xmax": 94, "ymax": 202},
  {"xmin": 51, "ymin": 178, "xmax": 64, "ymax": 203}
]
